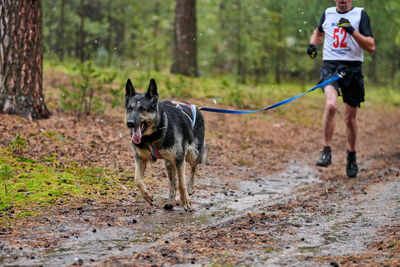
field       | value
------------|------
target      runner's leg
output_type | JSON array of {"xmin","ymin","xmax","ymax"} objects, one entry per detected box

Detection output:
[
  {"xmin": 322, "ymin": 85, "xmax": 339, "ymax": 147},
  {"xmin": 344, "ymin": 103, "xmax": 358, "ymax": 152}
]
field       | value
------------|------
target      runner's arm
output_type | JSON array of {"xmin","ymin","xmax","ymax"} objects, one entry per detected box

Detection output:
[
  {"xmin": 352, "ymin": 10, "xmax": 375, "ymax": 53},
  {"xmin": 309, "ymin": 28, "xmax": 324, "ymax": 46},
  {"xmin": 351, "ymin": 31, "xmax": 375, "ymax": 53}
]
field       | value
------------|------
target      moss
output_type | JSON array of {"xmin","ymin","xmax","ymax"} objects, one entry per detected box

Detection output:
[{"xmin": 0, "ymin": 150, "xmax": 134, "ymax": 225}]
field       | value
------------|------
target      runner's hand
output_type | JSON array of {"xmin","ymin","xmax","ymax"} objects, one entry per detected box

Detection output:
[
  {"xmin": 338, "ymin": 18, "xmax": 355, "ymax": 34},
  {"xmin": 307, "ymin": 44, "xmax": 317, "ymax": 59}
]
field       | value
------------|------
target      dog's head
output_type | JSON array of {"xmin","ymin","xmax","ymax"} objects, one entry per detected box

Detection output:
[{"xmin": 125, "ymin": 78, "xmax": 159, "ymax": 144}]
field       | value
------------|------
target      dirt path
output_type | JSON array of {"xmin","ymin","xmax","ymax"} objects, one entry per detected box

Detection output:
[{"xmin": 0, "ymin": 101, "xmax": 399, "ymax": 266}]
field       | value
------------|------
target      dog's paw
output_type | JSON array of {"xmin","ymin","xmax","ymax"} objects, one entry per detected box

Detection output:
[
  {"xmin": 183, "ymin": 203, "xmax": 193, "ymax": 212},
  {"xmin": 164, "ymin": 203, "xmax": 174, "ymax": 210},
  {"xmin": 142, "ymin": 194, "xmax": 154, "ymax": 205},
  {"xmin": 187, "ymin": 187, "xmax": 195, "ymax": 196}
]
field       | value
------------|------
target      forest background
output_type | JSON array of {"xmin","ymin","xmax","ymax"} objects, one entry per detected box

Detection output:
[{"xmin": 42, "ymin": 0, "xmax": 400, "ymax": 92}]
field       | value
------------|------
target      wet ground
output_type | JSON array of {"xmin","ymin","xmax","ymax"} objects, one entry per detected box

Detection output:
[{"xmin": 0, "ymin": 98, "xmax": 399, "ymax": 266}]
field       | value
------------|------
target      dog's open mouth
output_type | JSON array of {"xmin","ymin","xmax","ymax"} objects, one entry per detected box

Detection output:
[{"xmin": 131, "ymin": 122, "xmax": 146, "ymax": 144}]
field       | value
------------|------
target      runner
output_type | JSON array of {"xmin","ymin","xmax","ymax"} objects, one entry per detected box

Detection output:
[{"xmin": 307, "ymin": 0, "xmax": 375, "ymax": 178}]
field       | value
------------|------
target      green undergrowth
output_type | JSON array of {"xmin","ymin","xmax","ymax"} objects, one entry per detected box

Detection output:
[
  {"xmin": 368, "ymin": 85, "xmax": 400, "ymax": 107},
  {"xmin": 0, "ymin": 150, "xmax": 135, "ymax": 226},
  {"xmin": 44, "ymin": 59, "xmax": 400, "ymax": 124}
]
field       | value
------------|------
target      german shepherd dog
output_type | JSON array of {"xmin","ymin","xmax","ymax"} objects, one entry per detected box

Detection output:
[{"xmin": 125, "ymin": 78, "xmax": 206, "ymax": 211}]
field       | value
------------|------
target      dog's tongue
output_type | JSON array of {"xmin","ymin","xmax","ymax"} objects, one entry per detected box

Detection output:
[{"xmin": 131, "ymin": 127, "xmax": 142, "ymax": 144}]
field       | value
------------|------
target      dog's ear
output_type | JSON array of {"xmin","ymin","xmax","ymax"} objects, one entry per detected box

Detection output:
[
  {"xmin": 125, "ymin": 79, "xmax": 135, "ymax": 107},
  {"xmin": 125, "ymin": 79, "xmax": 136, "ymax": 97},
  {"xmin": 145, "ymin": 78, "xmax": 159, "ymax": 103}
]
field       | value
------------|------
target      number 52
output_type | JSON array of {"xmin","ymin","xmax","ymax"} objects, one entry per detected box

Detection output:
[{"xmin": 333, "ymin": 27, "xmax": 348, "ymax": 48}]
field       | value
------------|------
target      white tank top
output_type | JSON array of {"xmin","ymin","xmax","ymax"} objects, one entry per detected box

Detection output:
[{"xmin": 322, "ymin": 7, "xmax": 364, "ymax": 62}]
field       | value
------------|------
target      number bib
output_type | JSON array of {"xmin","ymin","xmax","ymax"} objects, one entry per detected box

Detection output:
[{"xmin": 322, "ymin": 7, "xmax": 364, "ymax": 62}]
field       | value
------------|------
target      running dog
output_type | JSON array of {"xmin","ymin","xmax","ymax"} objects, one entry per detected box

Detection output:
[{"xmin": 125, "ymin": 78, "xmax": 206, "ymax": 211}]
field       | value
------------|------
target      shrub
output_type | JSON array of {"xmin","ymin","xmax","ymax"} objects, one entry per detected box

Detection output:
[{"xmin": 59, "ymin": 61, "xmax": 117, "ymax": 118}]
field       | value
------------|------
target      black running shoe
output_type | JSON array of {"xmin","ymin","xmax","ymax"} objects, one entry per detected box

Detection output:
[
  {"xmin": 316, "ymin": 146, "xmax": 332, "ymax": 167},
  {"xmin": 346, "ymin": 150, "xmax": 358, "ymax": 178}
]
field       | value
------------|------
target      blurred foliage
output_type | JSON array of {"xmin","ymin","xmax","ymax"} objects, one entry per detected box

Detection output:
[{"xmin": 42, "ymin": 0, "xmax": 400, "ymax": 88}]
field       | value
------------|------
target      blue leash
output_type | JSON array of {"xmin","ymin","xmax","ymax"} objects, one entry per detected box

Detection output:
[{"xmin": 199, "ymin": 74, "xmax": 343, "ymax": 114}]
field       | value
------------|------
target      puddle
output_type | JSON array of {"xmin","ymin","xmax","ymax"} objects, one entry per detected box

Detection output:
[
  {"xmin": 0, "ymin": 162, "xmax": 320, "ymax": 266},
  {"xmin": 258, "ymin": 179, "xmax": 400, "ymax": 266}
]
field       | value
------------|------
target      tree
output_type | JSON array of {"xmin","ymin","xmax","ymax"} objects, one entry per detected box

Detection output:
[
  {"xmin": 56, "ymin": 0, "xmax": 66, "ymax": 61},
  {"xmin": 153, "ymin": 0, "xmax": 161, "ymax": 71},
  {"xmin": 234, "ymin": 0, "xmax": 246, "ymax": 84},
  {"xmin": 77, "ymin": 0, "xmax": 86, "ymax": 63},
  {"xmin": 171, "ymin": 0, "xmax": 198, "ymax": 77},
  {"xmin": 0, "ymin": 0, "xmax": 50, "ymax": 119}
]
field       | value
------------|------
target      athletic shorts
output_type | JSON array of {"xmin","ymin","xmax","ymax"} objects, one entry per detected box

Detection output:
[{"xmin": 319, "ymin": 61, "xmax": 365, "ymax": 108}]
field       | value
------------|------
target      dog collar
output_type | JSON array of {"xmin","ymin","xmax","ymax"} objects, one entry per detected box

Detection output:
[{"xmin": 150, "ymin": 145, "xmax": 161, "ymax": 160}]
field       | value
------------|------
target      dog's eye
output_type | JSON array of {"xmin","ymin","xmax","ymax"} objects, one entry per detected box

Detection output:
[{"xmin": 127, "ymin": 107, "xmax": 133, "ymax": 112}]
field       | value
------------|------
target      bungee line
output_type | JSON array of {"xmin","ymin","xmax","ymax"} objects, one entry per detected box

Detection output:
[{"xmin": 199, "ymin": 74, "xmax": 344, "ymax": 114}]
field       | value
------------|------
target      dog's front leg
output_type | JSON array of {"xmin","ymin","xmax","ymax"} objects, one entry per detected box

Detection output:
[
  {"xmin": 134, "ymin": 156, "xmax": 153, "ymax": 205},
  {"xmin": 164, "ymin": 161, "xmax": 176, "ymax": 210},
  {"xmin": 176, "ymin": 160, "xmax": 192, "ymax": 211}
]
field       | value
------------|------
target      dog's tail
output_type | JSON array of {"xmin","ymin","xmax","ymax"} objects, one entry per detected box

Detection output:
[
  {"xmin": 194, "ymin": 108, "xmax": 206, "ymax": 165},
  {"xmin": 198, "ymin": 142, "xmax": 206, "ymax": 164}
]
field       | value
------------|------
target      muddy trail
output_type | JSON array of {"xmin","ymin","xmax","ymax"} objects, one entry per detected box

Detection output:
[{"xmin": 0, "ymin": 100, "xmax": 399, "ymax": 266}]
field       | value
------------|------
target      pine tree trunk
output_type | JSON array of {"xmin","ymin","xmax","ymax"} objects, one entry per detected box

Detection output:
[
  {"xmin": 57, "ymin": 0, "xmax": 65, "ymax": 62},
  {"xmin": 235, "ymin": 0, "xmax": 246, "ymax": 84},
  {"xmin": 217, "ymin": 0, "xmax": 227, "ymax": 72},
  {"xmin": 171, "ymin": 0, "xmax": 198, "ymax": 77},
  {"xmin": 153, "ymin": 0, "xmax": 160, "ymax": 72},
  {"xmin": 78, "ymin": 0, "xmax": 85, "ymax": 63},
  {"xmin": 106, "ymin": 1, "xmax": 112, "ymax": 67},
  {"xmin": 274, "ymin": 8, "xmax": 282, "ymax": 85},
  {"xmin": 0, "ymin": 0, "xmax": 50, "ymax": 119}
]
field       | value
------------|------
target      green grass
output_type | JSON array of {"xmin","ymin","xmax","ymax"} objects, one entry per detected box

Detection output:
[
  {"xmin": 367, "ymin": 85, "xmax": 400, "ymax": 107},
  {"xmin": 0, "ymin": 150, "xmax": 133, "ymax": 226}
]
